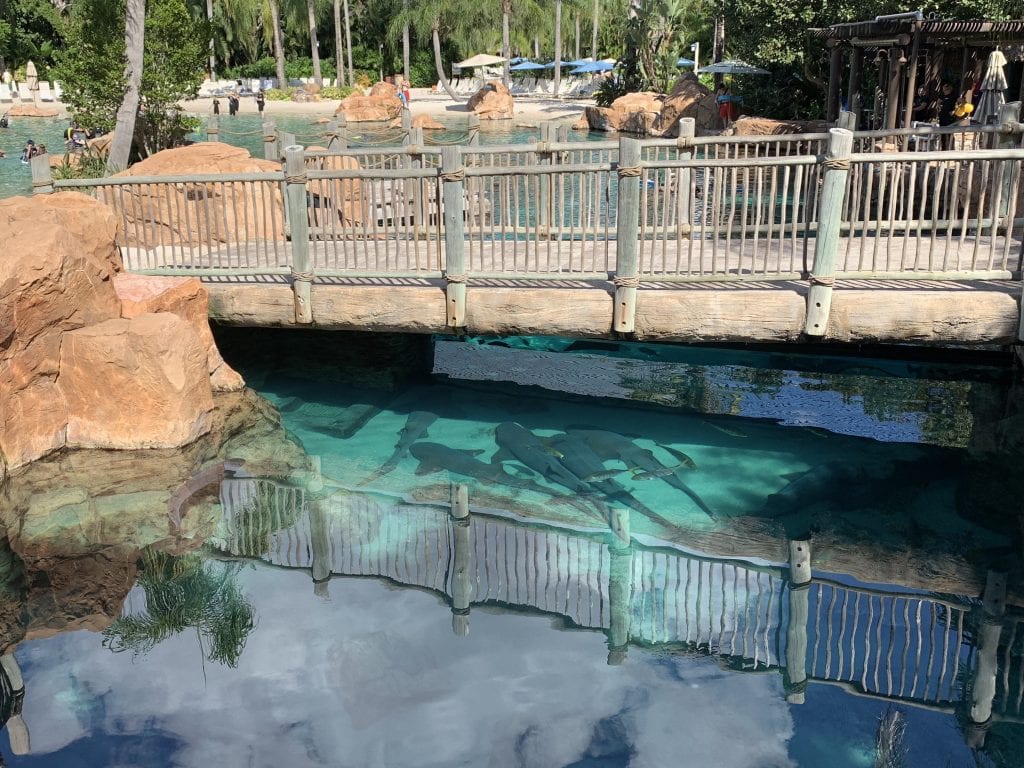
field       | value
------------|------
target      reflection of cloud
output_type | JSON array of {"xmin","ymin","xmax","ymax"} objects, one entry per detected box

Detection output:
[{"xmin": 17, "ymin": 565, "xmax": 795, "ymax": 767}]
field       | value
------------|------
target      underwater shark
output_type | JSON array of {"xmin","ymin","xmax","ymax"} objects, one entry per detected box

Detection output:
[
  {"xmin": 361, "ymin": 411, "xmax": 438, "ymax": 486},
  {"xmin": 493, "ymin": 422, "xmax": 591, "ymax": 494}
]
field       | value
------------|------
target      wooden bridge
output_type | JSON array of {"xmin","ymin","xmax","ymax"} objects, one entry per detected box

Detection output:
[
  {"xmin": 36, "ymin": 107, "xmax": 1024, "ymax": 348},
  {"xmin": 197, "ymin": 473, "xmax": 1024, "ymax": 749}
]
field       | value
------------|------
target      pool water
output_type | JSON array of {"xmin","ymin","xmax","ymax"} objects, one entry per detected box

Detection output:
[{"xmin": 1, "ymin": 333, "xmax": 1022, "ymax": 767}]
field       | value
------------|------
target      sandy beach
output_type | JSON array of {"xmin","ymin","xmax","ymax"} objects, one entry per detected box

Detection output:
[{"xmin": 177, "ymin": 86, "xmax": 592, "ymax": 126}]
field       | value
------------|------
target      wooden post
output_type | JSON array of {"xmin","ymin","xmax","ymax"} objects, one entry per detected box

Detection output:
[
  {"xmin": 283, "ymin": 145, "xmax": 314, "ymax": 324},
  {"xmin": 837, "ymin": 110, "xmax": 856, "ymax": 132},
  {"xmin": 613, "ymin": 136, "xmax": 642, "ymax": 335},
  {"xmin": 608, "ymin": 506, "xmax": 630, "ymax": 547},
  {"xmin": 334, "ymin": 114, "xmax": 348, "ymax": 149},
  {"xmin": 826, "ymin": 42, "xmax": 843, "ymax": 123},
  {"xmin": 804, "ymin": 128, "xmax": 853, "ymax": 337},
  {"xmin": 441, "ymin": 144, "xmax": 467, "ymax": 328},
  {"xmin": 450, "ymin": 482, "xmax": 469, "ymax": 520},
  {"xmin": 450, "ymin": 508, "xmax": 472, "ymax": 637},
  {"xmin": 785, "ymin": 539, "xmax": 811, "ymax": 704},
  {"xmin": 884, "ymin": 46, "xmax": 903, "ymax": 130},
  {"xmin": 401, "ymin": 106, "xmax": 412, "ymax": 141},
  {"xmin": 309, "ymin": 500, "xmax": 331, "ymax": 597},
  {"xmin": 967, "ymin": 571, "xmax": 1007, "ymax": 748},
  {"xmin": 467, "ymin": 113, "xmax": 480, "ymax": 146},
  {"xmin": 537, "ymin": 121, "xmax": 555, "ymax": 233},
  {"xmin": 998, "ymin": 102, "xmax": 1021, "ymax": 222},
  {"xmin": 606, "ymin": 535, "xmax": 633, "ymax": 665},
  {"xmin": 902, "ymin": 26, "xmax": 922, "ymax": 130},
  {"xmin": 677, "ymin": 118, "xmax": 696, "ymax": 227},
  {"xmin": 847, "ymin": 48, "xmax": 864, "ymax": 128},
  {"xmin": 30, "ymin": 153, "xmax": 53, "ymax": 195},
  {"xmin": 408, "ymin": 126, "xmax": 425, "ymax": 238},
  {"xmin": 263, "ymin": 119, "xmax": 278, "ymax": 161},
  {"xmin": 280, "ymin": 131, "xmax": 297, "ymax": 155},
  {"xmin": 206, "ymin": 113, "xmax": 220, "ymax": 142}
]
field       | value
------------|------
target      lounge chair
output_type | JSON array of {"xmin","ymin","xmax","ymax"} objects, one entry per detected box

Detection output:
[
  {"xmin": 52, "ymin": 81, "xmax": 63, "ymax": 100},
  {"xmin": 38, "ymin": 82, "xmax": 53, "ymax": 102},
  {"xmin": 16, "ymin": 83, "xmax": 30, "ymax": 101},
  {"xmin": 0, "ymin": 85, "xmax": 12, "ymax": 103}
]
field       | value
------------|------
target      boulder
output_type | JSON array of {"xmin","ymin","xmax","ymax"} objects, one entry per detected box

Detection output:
[
  {"xmin": 467, "ymin": 80, "xmax": 515, "ymax": 120},
  {"xmin": 0, "ymin": 193, "xmax": 123, "ymax": 470},
  {"xmin": 585, "ymin": 91, "xmax": 663, "ymax": 134},
  {"xmin": 572, "ymin": 114, "xmax": 590, "ymax": 131},
  {"xmin": 656, "ymin": 76, "xmax": 712, "ymax": 136},
  {"xmin": 731, "ymin": 116, "xmax": 831, "ymax": 136},
  {"xmin": 336, "ymin": 82, "xmax": 403, "ymax": 122},
  {"xmin": 112, "ymin": 142, "xmax": 284, "ymax": 248},
  {"xmin": 60, "ymin": 313, "xmax": 214, "ymax": 449},
  {"xmin": 389, "ymin": 114, "xmax": 445, "ymax": 130},
  {"xmin": 113, "ymin": 274, "xmax": 245, "ymax": 392}
]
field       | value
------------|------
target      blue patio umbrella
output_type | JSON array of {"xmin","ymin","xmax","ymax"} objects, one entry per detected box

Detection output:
[
  {"xmin": 561, "ymin": 59, "xmax": 594, "ymax": 68},
  {"xmin": 570, "ymin": 61, "xmax": 615, "ymax": 74},
  {"xmin": 510, "ymin": 61, "xmax": 547, "ymax": 71},
  {"xmin": 676, "ymin": 57, "xmax": 695, "ymax": 67}
]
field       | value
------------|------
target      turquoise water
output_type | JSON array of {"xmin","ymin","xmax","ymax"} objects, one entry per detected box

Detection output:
[
  {"xmin": 0, "ymin": 117, "xmax": 68, "ymax": 199},
  {"xmin": 2, "ymin": 334, "xmax": 1022, "ymax": 766}
]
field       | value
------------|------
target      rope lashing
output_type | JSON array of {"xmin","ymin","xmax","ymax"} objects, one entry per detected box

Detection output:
[
  {"xmin": 405, "ymin": 144, "xmax": 423, "ymax": 156},
  {"xmin": 822, "ymin": 157, "xmax": 852, "ymax": 171},
  {"xmin": 808, "ymin": 274, "xmax": 835, "ymax": 287},
  {"xmin": 31, "ymin": 179, "xmax": 52, "ymax": 189},
  {"xmin": 612, "ymin": 274, "xmax": 640, "ymax": 288},
  {"xmin": 263, "ymin": 135, "xmax": 278, "ymax": 143},
  {"xmin": 535, "ymin": 141, "xmax": 552, "ymax": 154},
  {"xmin": 617, "ymin": 165, "xmax": 643, "ymax": 178},
  {"xmin": 284, "ymin": 173, "xmax": 308, "ymax": 185},
  {"xmin": 440, "ymin": 168, "xmax": 466, "ymax": 183},
  {"xmin": 290, "ymin": 270, "xmax": 314, "ymax": 283},
  {"xmin": 445, "ymin": 273, "xmax": 468, "ymax": 284},
  {"xmin": 675, "ymin": 136, "xmax": 693, "ymax": 149}
]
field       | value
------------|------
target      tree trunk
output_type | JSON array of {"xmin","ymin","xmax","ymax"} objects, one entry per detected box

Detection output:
[
  {"xmin": 574, "ymin": 13, "xmax": 580, "ymax": 61},
  {"xmin": 713, "ymin": 6, "xmax": 725, "ymax": 88},
  {"xmin": 107, "ymin": 0, "xmax": 145, "ymax": 172},
  {"xmin": 270, "ymin": 0, "xmax": 286, "ymax": 88},
  {"xmin": 307, "ymin": 0, "xmax": 322, "ymax": 86},
  {"xmin": 334, "ymin": 0, "xmax": 344, "ymax": 87},
  {"xmin": 553, "ymin": 0, "xmax": 562, "ymax": 95},
  {"xmin": 591, "ymin": 0, "xmax": 598, "ymax": 60},
  {"xmin": 433, "ymin": 21, "xmax": 459, "ymax": 100},
  {"xmin": 206, "ymin": 0, "xmax": 215, "ymax": 80},
  {"xmin": 501, "ymin": 1, "xmax": 510, "ymax": 87},
  {"xmin": 343, "ymin": 0, "xmax": 353, "ymax": 87},
  {"xmin": 402, "ymin": 0, "xmax": 410, "ymax": 86}
]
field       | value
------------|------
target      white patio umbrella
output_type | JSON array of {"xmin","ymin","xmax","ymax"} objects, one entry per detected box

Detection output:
[
  {"xmin": 698, "ymin": 60, "xmax": 769, "ymax": 75},
  {"xmin": 24, "ymin": 60, "xmax": 37, "ymax": 106},
  {"xmin": 455, "ymin": 54, "xmax": 507, "ymax": 68},
  {"xmin": 974, "ymin": 48, "xmax": 1008, "ymax": 126}
]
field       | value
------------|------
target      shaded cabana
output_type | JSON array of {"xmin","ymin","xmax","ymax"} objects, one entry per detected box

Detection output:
[{"xmin": 809, "ymin": 14, "xmax": 1024, "ymax": 128}]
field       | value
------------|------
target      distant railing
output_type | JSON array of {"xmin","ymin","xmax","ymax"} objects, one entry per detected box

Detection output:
[
  {"xmin": 36, "ymin": 104, "xmax": 1024, "ymax": 336},
  {"xmin": 207, "ymin": 475, "xmax": 1022, "ymax": 722}
]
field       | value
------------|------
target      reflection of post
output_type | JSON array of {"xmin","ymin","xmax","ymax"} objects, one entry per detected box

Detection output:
[
  {"xmin": 967, "ymin": 571, "xmax": 1006, "ymax": 748},
  {"xmin": 450, "ymin": 483, "xmax": 471, "ymax": 637},
  {"xmin": 0, "ymin": 653, "xmax": 29, "ymax": 755},
  {"xmin": 785, "ymin": 539, "xmax": 812, "ymax": 704},
  {"xmin": 309, "ymin": 498, "xmax": 331, "ymax": 599},
  {"xmin": 606, "ymin": 507, "xmax": 633, "ymax": 665}
]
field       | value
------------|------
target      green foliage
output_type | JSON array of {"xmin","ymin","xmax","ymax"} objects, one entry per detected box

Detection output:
[
  {"xmin": 264, "ymin": 86, "xmax": 295, "ymax": 100},
  {"xmin": 51, "ymin": 148, "xmax": 110, "ymax": 180},
  {"xmin": 593, "ymin": 75, "xmax": 627, "ymax": 107},
  {"xmin": 103, "ymin": 549, "xmax": 256, "ymax": 668},
  {"xmin": 52, "ymin": 0, "xmax": 207, "ymax": 159},
  {"xmin": 320, "ymin": 84, "xmax": 356, "ymax": 99}
]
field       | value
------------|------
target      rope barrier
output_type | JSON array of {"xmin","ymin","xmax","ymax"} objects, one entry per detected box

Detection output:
[
  {"xmin": 216, "ymin": 127, "xmax": 268, "ymax": 137},
  {"xmin": 822, "ymin": 157, "xmax": 851, "ymax": 171},
  {"xmin": 612, "ymin": 274, "xmax": 640, "ymax": 288},
  {"xmin": 808, "ymin": 274, "xmax": 835, "ymax": 287}
]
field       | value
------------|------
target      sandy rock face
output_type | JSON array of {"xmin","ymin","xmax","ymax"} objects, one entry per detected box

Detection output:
[
  {"xmin": 337, "ymin": 82, "xmax": 403, "ymax": 122},
  {"xmin": 730, "ymin": 116, "xmax": 831, "ymax": 136},
  {"xmin": 111, "ymin": 142, "xmax": 284, "ymax": 247},
  {"xmin": 585, "ymin": 92, "xmax": 663, "ymax": 134},
  {"xmin": 468, "ymin": 81, "xmax": 515, "ymax": 120},
  {"xmin": 113, "ymin": 274, "xmax": 245, "ymax": 392},
  {"xmin": 657, "ymin": 76, "xmax": 712, "ymax": 136},
  {"xmin": 61, "ymin": 313, "xmax": 215, "ymax": 449},
  {"xmin": 0, "ymin": 193, "xmax": 123, "ymax": 471},
  {"xmin": 389, "ymin": 114, "xmax": 445, "ymax": 130}
]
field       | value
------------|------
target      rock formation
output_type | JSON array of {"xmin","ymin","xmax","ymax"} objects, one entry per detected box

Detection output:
[
  {"xmin": 111, "ymin": 142, "xmax": 284, "ymax": 248},
  {"xmin": 730, "ymin": 116, "xmax": 831, "ymax": 136},
  {"xmin": 336, "ymin": 81, "xmax": 404, "ymax": 122},
  {"xmin": 585, "ymin": 91, "xmax": 663, "ymax": 134},
  {"xmin": 389, "ymin": 114, "xmax": 445, "ymax": 130},
  {"xmin": 0, "ymin": 192, "xmax": 245, "ymax": 481},
  {"xmin": 467, "ymin": 80, "xmax": 515, "ymax": 120}
]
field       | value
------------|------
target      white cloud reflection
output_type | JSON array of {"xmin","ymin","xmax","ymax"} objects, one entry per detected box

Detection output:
[{"xmin": 17, "ymin": 565, "xmax": 795, "ymax": 767}]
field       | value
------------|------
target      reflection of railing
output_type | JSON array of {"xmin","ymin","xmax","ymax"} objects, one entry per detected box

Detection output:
[{"xmin": 211, "ymin": 475, "xmax": 1021, "ymax": 731}]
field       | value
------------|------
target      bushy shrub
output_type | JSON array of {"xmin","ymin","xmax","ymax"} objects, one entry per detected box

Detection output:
[
  {"xmin": 264, "ymin": 87, "xmax": 294, "ymax": 101},
  {"xmin": 594, "ymin": 76, "xmax": 628, "ymax": 107},
  {"xmin": 320, "ymin": 85, "xmax": 357, "ymax": 99}
]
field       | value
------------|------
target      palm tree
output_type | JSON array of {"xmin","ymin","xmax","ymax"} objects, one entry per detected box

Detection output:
[
  {"xmin": 207, "ymin": 0, "xmax": 216, "ymax": 79},
  {"xmin": 402, "ymin": 0, "xmax": 410, "ymax": 86},
  {"xmin": 343, "ymin": 0, "xmax": 353, "ymax": 86},
  {"xmin": 306, "ymin": 0, "xmax": 323, "ymax": 85},
  {"xmin": 269, "ymin": 0, "xmax": 287, "ymax": 88},
  {"xmin": 552, "ymin": 0, "xmax": 561, "ymax": 96},
  {"xmin": 107, "ymin": 0, "xmax": 145, "ymax": 172},
  {"xmin": 501, "ymin": 0, "xmax": 511, "ymax": 86},
  {"xmin": 334, "ymin": 0, "xmax": 345, "ymax": 87},
  {"xmin": 393, "ymin": 0, "xmax": 466, "ymax": 101},
  {"xmin": 590, "ymin": 0, "xmax": 598, "ymax": 60}
]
